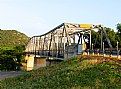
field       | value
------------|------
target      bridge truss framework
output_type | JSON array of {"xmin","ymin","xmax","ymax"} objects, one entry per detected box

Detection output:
[{"xmin": 26, "ymin": 23, "xmax": 112, "ymax": 60}]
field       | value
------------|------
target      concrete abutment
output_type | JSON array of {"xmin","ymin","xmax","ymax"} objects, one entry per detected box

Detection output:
[{"xmin": 25, "ymin": 54, "xmax": 46, "ymax": 71}]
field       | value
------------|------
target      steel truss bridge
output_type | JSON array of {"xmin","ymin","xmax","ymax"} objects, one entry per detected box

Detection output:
[{"xmin": 25, "ymin": 23, "xmax": 113, "ymax": 60}]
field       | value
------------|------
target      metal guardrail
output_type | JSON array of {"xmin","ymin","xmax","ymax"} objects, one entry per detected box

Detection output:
[
  {"xmin": 26, "ymin": 49, "xmax": 121, "ymax": 60},
  {"xmin": 85, "ymin": 49, "xmax": 121, "ymax": 57},
  {"xmin": 26, "ymin": 50, "xmax": 64, "ymax": 58}
]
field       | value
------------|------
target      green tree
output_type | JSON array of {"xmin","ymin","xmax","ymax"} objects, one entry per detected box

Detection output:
[
  {"xmin": 0, "ymin": 49, "xmax": 17, "ymax": 71},
  {"xmin": 14, "ymin": 45, "xmax": 26, "ymax": 69},
  {"xmin": 116, "ymin": 23, "xmax": 121, "ymax": 47},
  {"xmin": 117, "ymin": 23, "xmax": 121, "ymax": 34},
  {"xmin": 0, "ymin": 55, "xmax": 17, "ymax": 70},
  {"xmin": 0, "ymin": 45, "xmax": 26, "ymax": 71},
  {"xmin": 91, "ymin": 30, "xmax": 100, "ymax": 48},
  {"xmin": 91, "ymin": 27, "xmax": 116, "ymax": 48},
  {"xmin": 104, "ymin": 27, "xmax": 116, "ymax": 48}
]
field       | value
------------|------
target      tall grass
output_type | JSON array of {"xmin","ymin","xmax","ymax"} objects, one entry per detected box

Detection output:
[{"xmin": 0, "ymin": 56, "xmax": 121, "ymax": 89}]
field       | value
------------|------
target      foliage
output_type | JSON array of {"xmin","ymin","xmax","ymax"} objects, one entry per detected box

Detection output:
[
  {"xmin": 0, "ymin": 55, "xmax": 17, "ymax": 70},
  {"xmin": 1, "ymin": 57, "xmax": 121, "ymax": 89},
  {"xmin": 116, "ymin": 23, "xmax": 121, "ymax": 47},
  {"xmin": 0, "ymin": 30, "xmax": 29, "ymax": 71},
  {"xmin": 0, "ymin": 30, "xmax": 29, "ymax": 47},
  {"xmin": 91, "ymin": 27, "xmax": 118, "ymax": 48},
  {"xmin": 91, "ymin": 30, "xmax": 100, "ymax": 48},
  {"xmin": 116, "ymin": 23, "xmax": 121, "ymax": 34},
  {"xmin": 0, "ymin": 45, "xmax": 26, "ymax": 71},
  {"xmin": 103, "ymin": 27, "xmax": 116, "ymax": 48}
]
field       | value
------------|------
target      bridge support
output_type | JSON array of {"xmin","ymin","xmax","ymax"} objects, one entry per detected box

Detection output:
[
  {"xmin": 25, "ymin": 54, "xmax": 46, "ymax": 71},
  {"xmin": 34, "ymin": 57, "xmax": 46, "ymax": 69},
  {"xmin": 25, "ymin": 54, "xmax": 35, "ymax": 71}
]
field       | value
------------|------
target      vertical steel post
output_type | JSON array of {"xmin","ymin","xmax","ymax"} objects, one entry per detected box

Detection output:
[
  {"xmin": 35, "ymin": 37, "xmax": 37, "ymax": 57},
  {"xmin": 62, "ymin": 24, "xmax": 67, "ymax": 58},
  {"xmin": 43, "ymin": 36, "xmax": 46, "ymax": 56},
  {"xmin": 90, "ymin": 30, "xmax": 91, "ymax": 50},
  {"xmin": 101, "ymin": 29, "xmax": 103, "ymax": 50},
  {"xmin": 92, "ymin": 43, "xmax": 94, "ymax": 55},
  {"xmin": 47, "ymin": 34, "xmax": 50, "ymax": 56},
  {"xmin": 103, "ymin": 42, "xmax": 104, "ymax": 52},
  {"xmin": 63, "ymin": 28, "xmax": 66, "ymax": 52},
  {"xmin": 92, "ymin": 43, "xmax": 93, "ymax": 50},
  {"xmin": 60, "ymin": 33, "xmax": 63, "ymax": 56},
  {"xmin": 73, "ymin": 35, "xmax": 75, "ymax": 43},
  {"xmin": 33, "ymin": 37, "xmax": 35, "ymax": 54},
  {"xmin": 103, "ymin": 42, "xmax": 105, "ymax": 57},
  {"xmin": 52, "ymin": 33, "xmax": 54, "ymax": 57},
  {"xmin": 56, "ymin": 30, "xmax": 59, "ymax": 57},
  {"xmin": 117, "ymin": 41, "xmax": 119, "ymax": 58},
  {"xmin": 117, "ymin": 41, "xmax": 119, "ymax": 51},
  {"xmin": 39, "ymin": 36, "xmax": 41, "ymax": 55},
  {"xmin": 32, "ymin": 38, "xmax": 34, "ymax": 53}
]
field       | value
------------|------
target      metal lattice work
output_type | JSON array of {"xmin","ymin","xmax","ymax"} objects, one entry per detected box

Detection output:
[{"xmin": 25, "ymin": 23, "xmax": 112, "ymax": 60}]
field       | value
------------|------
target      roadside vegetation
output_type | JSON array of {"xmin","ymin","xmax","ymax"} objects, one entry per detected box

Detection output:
[
  {"xmin": 0, "ymin": 45, "xmax": 26, "ymax": 71},
  {"xmin": 0, "ymin": 30, "xmax": 29, "ymax": 71},
  {"xmin": 0, "ymin": 56, "xmax": 121, "ymax": 89}
]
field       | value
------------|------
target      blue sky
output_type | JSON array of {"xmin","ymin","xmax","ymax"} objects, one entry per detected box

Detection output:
[{"xmin": 0, "ymin": 0, "xmax": 121, "ymax": 37}]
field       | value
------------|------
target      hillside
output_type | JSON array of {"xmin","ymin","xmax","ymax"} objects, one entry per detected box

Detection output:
[
  {"xmin": 1, "ymin": 56, "xmax": 121, "ymax": 89},
  {"xmin": 0, "ymin": 30, "xmax": 29, "ymax": 47}
]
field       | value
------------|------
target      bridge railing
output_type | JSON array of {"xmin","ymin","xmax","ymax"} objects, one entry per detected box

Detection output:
[
  {"xmin": 27, "ymin": 50, "xmax": 65, "ymax": 58},
  {"xmin": 85, "ymin": 49, "xmax": 121, "ymax": 58}
]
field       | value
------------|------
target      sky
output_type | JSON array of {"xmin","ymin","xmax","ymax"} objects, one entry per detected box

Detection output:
[{"xmin": 0, "ymin": 0, "xmax": 121, "ymax": 37}]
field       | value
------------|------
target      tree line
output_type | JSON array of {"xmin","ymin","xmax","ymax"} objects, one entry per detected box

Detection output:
[{"xmin": 91, "ymin": 23, "xmax": 121, "ymax": 49}]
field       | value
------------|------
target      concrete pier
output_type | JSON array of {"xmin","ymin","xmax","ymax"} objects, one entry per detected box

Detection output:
[
  {"xmin": 25, "ymin": 54, "xmax": 46, "ymax": 71},
  {"xmin": 34, "ymin": 57, "xmax": 46, "ymax": 69}
]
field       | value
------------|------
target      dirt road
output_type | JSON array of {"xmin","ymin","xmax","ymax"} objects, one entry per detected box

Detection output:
[{"xmin": 0, "ymin": 71, "xmax": 25, "ymax": 80}]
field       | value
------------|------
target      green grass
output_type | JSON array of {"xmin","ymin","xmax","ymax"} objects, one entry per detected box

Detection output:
[{"xmin": 0, "ymin": 56, "xmax": 121, "ymax": 89}]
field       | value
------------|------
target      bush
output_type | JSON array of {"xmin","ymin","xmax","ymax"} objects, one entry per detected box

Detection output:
[
  {"xmin": 0, "ymin": 55, "xmax": 17, "ymax": 70},
  {"xmin": 0, "ymin": 45, "xmax": 25, "ymax": 71}
]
